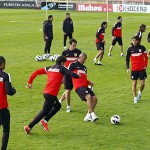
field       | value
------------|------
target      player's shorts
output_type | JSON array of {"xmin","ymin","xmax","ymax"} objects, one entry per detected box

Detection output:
[
  {"xmin": 75, "ymin": 87, "xmax": 95, "ymax": 101},
  {"xmin": 96, "ymin": 42, "xmax": 104, "ymax": 50},
  {"xmin": 131, "ymin": 70, "xmax": 147, "ymax": 80},
  {"xmin": 64, "ymin": 75, "xmax": 73, "ymax": 90},
  {"xmin": 112, "ymin": 37, "xmax": 123, "ymax": 46}
]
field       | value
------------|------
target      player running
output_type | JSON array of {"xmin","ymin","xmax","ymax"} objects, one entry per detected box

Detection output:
[
  {"xmin": 126, "ymin": 36, "xmax": 148, "ymax": 103},
  {"xmin": 24, "ymin": 56, "xmax": 79, "ymax": 134},
  {"xmin": 69, "ymin": 53, "xmax": 99, "ymax": 122},
  {"xmin": 93, "ymin": 21, "xmax": 107, "ymax": 65},
  {"xmin": 108, "ymin": 16, "xmax": 124, "ymax": 57},
  {"xmin": 59, "ymin": 39, "xmax": 81, "ymax": 113}
]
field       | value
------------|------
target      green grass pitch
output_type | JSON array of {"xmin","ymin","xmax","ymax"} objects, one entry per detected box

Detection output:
[{"xmin": 0, "ymin": 9, "xmax": 150, "ymax": 150}]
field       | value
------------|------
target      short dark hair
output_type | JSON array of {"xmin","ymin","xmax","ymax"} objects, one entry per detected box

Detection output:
[
  {"xmin": 132, "ymin": 36, "xmax": 139, "ymax": 41},
  {"xmin": 140, "ymin": 24, "xmax": 146, "ymax": 29},
  {"xmin": 101, "ymin": 21, "xmax": 107, "ymax": 27},
  {"xmin": 0, "ymin": 56, "xmax": 5, "ymax": 65},
  {"xmin": 118, "ymin": 16, "xmax": 122, "ymax": 19},
  {"xmin": 69, "ymin": 39, "xmax": 77, "ymax": 44},
  {"xmin": 48, "ymin": 15, "xmax": 53, "ymax": 19},
  {"xmin": 66, "ymin": 13, "xmax": 70, "ymax": 15},
  {"xmin": 56, "ymin": 56, "xmax": 66, "ymax": 65}
]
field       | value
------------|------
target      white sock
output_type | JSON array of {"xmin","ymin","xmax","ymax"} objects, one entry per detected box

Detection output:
[
  {"xmin": 134, "ymin": 97, "xmax": 137, "ymax": 100},
  {"xmin": 138, "ymin": 90, "xmax": 142, "ymax": 95},
  {"xmin": 91, "ymin": 112, "xmax": 96, "ymax": 117},
  {"xmin": 67, "ymin": 106, "xmax": 70, "ymax": 109}
]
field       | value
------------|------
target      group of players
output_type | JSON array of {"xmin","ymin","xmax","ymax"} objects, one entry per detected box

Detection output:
[{"xmin": 0, "ymin": 13, "xmax": 150, "ymax": 149}]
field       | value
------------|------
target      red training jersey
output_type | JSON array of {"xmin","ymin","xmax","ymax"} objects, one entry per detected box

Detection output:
[
  {"xmin": 28, "ymin": 65, "xmax": 79, "ymax": 96},
  {"xmin": 112, "ymin": 22, "xmax": 122, "ymax": 37},
  {"xmin": 96, "ymin": 27, "xmax": 105, "ymax": 43},
  {"xmin": 126, "ymin": 44, "xmax": 148, "ymax": 71},
  {"xmin": 62, "ymin": 49, "xmax": 81, "ymax": 68},
  {"xmin": 69, "ymin": 61, "xmax": 91, "ymax": 90}
]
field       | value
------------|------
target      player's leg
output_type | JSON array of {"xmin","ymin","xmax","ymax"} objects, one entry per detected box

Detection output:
[
  {"xmin": 68, "ymin": 33, "xmax": 73, "ymax": 40},
  {"xmin": 44, "ymin": 97, "xmax": 61, "ymax": 122},
  {"xmin": 24, "ymin": 94, "xmax": 54, "ymax": 133},
  {"xmin": 64, "ymin": 34, "xmax": 67, "ymax": 50},
  {"xmin": 65, "ymin": 90, "xmax": 72, "ymax": 113},
  {"xmin": 118, "ymin": 37, "xmax": 124, "ymax": 57},
  {"xmin": 1, "ymin": 108, "xmax": 10, "ymax": 150},
  {"xmin": 108, "ymin": 38, "xmax": 116, "ymax": 56},
  {"xmin": 132, "ymin": 80, "xmax": 137, "ymax": 103},
  {"xmin": 138, "ymin": 70, "xmax": 147, "ymax": 100}
]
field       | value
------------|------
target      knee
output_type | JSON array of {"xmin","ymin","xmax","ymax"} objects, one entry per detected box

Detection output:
[{"xmin": 3, "ymin": 125, "xmax": 10, "ymax": 133}]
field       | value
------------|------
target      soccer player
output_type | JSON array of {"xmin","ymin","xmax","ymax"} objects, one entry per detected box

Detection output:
[
  {"xmin": 63, "ymin": 13, "xmax": 74, "ymax": 50},
  {"xmin": 0, "ymin": 56, "xmax": 16, "ymax": 150},
  {"xmin": 93, "ymin": 21, "xmax": 107, "ymax": 65},
  {"xmin": 126, "ymin": 36, "xmax": 148, "ymax": 103},
  {"xmin": 59, "ymin": 39, "xmax": 81, "ymax": 113},
  {"xmin": 108, "ymin": 16, "xmax": 124, "ymax": 57},
  {"xmin": 135, "ymin": 24, "xmax": 146, "ymax": 43},
  {"xmin": 24, "ymin": 56, "xmax": 79, "ymax": 134},
  {"xmin": 69, "ymin": 53, "xmax": 98, "ymax": 122},
  {"xmin": 43, "ymin": 15, "xmax": 53, "ymax": 59}
]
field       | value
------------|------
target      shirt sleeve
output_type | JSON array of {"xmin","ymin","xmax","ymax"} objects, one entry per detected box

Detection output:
[
  {"xmin": 63, "ymin": 19, "xmax": 66, "ymax": 32},
  {"xmin": 61, "ymin": 66, "xmax": 79, "ymax": 78},
  {"xmin": 28, "ymin": 68, "xmax": 46, "ymax": 84},
  {"xmin": 126, "ymin": 48, "xmax": 131, "ymax": 69},
  {"xmin": 4, "ymin": 73, "xmax": 16, "ymax": 96}
]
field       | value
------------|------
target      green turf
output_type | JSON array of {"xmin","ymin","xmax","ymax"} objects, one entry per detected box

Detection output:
[{"xmin": 0, "ymin": 9, "xmax": 150, "ymax": 150}]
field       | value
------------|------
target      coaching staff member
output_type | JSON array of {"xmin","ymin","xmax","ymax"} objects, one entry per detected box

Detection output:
[
  {"xmin": 0, "ymin": 56, "xmax": 16, "ymax": 150},
  {"xmin": 43, "ymin": 15, "xmax": 53, "ymax": 59},
  {"xmin": 63, "ymin": 13, "xmax": 74, "ymax": 50}
]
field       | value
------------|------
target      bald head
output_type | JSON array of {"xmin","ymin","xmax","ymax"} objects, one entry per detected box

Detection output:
[{"xmin": 78, "ymin": 53, "xmax": 87, "ymax": 64}]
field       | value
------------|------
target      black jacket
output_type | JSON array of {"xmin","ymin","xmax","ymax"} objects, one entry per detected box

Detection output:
[
  {"xmin": 43, "ymin": 20, "xmax": 53, "ymax": 39},
  {"xmin": 63, "ymin": 18, "xmax": 74, "ymax": 33}
]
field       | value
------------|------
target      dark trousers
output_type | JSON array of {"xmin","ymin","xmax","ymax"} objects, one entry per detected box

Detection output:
[
  {"xmin": 0, "ymin": 108, "xmax": 10, "ymax": 150},
  {"xmin": 28, "ymin": 93, "xmax": 61, "ymax": 129},
  {"xmin": 44, "ymin": 38, "xmax": 53, "ymax": 54},
  {"xmin": 64, "ymin": 33, "xmax": 72, "ymax": 47}
]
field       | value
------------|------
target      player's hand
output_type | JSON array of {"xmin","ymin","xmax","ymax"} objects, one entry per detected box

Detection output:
[
  {"xmin": 45, "ymin": 36, "xmax": 49, "ymax": 40},
  {"xmin": 26, "ymin": 83, "xmax": 32, "ymax": 89},
  {"xmin": 89, "ymin": 82, "xmax": 94, "ymax": 87},
  {"xmin": 102, "ymin": 40, "xmax": 106, "ymax": 45},
  {"xmin": 112, "ymin": 36, "xmax": 116, "ymax": 40},
  {"xmin": 64, "ymin": 32, "xmax": 66, "ymax": 35},
  {"xmin": 127, "ymin": 69, "xmax": 130, "ymax": 73},
  {"xmin": 77, "ymin": 72, "xmax": 81, "ymax": 77}
]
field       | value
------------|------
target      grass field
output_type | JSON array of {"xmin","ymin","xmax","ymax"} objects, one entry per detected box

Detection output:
[{"xmin": 0, "ymin": 9, "xmax": 150, "ymax": 150}]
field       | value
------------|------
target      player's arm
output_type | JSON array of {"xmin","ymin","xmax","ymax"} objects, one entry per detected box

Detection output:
[
  {"xmin": 27, "ymin": 68, "xmax": 46, "ymax": 88},
  {"xmin": 63, "ymin": 19, "xmax": 66, "ymax": 33},
  {"xmin": 43, "ymin": 22, "xmax": 48, "ymax": 40},
  {"xmin": 147, "ymin": 32, "xmax": 150, "ymax": 43},
  {"xmin": 5, "ymin": 73, "xmax": 16, "ymax": 96},
  {"xmin": 126, "ymin": 48, "xmax": 131, "ymax": 72},
  {"xmin": 71, "ymin": 19, "xmax": 74, "ymax": 33},
  {"xmin": 61, "ymin": 65, "xmax": 79, "ymax": 78},
  {"xmin": 96, "ymin": 29, "xmax": 102, "ymax": 42},
  {"xmin": 142, "ymin": 46, "xmax": 148, "ymax": 68}
]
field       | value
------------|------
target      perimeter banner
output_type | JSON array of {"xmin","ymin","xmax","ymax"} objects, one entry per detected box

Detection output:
[
  {"xmin": 41, "ymin": 2, "xmax": 76, "ymax": 10},
  {"xmin": 76, "ymin": 4, "xmax": 113, "ymax": 12},
  {"xmin": 113, "ymin": 4, "xmax": 150, "ymax": 13},
  {"xmin": 0, "ymin": 1, "xmax": 35, "ymax": 9}
]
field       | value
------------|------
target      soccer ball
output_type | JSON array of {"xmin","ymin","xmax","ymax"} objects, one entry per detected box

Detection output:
[
  {"xmin": 111, "ymin": 115, "xmax": 120, "ymax": 124},
  {"xmin": 35, "ymin": 55, "xmax": 43, "ymax": 61},
  {"xmin": 49, "ymin": 55, "xmax": 55, "ymax": 61},
  {"xmin": 53, "ymin": 54, "xmax": 60, "ymax": 61}
]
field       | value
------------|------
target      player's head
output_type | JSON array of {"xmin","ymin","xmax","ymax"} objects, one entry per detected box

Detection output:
[
  {"xmin": 101, "ymin": 21, "xmax": 107, "ymax": 29},
  {"xmin": 69, "ymin": 39, "xmax": 77, "ymax": 51},
  {"xmin": 0, "ymin": 56, "xmax": 6, "ymax": 70},
  {"xmin": 66, "ymin": 13, "xmax": 70, "ymax": 18},
  {"xmin": 139, "ymin": 24, "xmax": 146, "ymax": 32},
  {"xmin": 117, "ymin": 16, "xmax": 122, "ymax": 22},
  {"xmin": 48, "ymin": 15, "xmax": 53, "ymax": 22},
  {"xmin": 56, "ymin": 56, "xmax": 66, "ymax": 66},
  {"xmin": 131, "ymin": 36, "xmax": 140, "ymax": 46},
  {"xmin": 78, "ymin": 53, "xmax": 87, "ymax": 64}
]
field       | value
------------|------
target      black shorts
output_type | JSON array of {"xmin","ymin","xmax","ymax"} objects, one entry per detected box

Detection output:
[
  {"xmin": 112, "ymin": 37, "xmax": 123, "ymax": 45},
  {"xmin": 64, "ymin": 75, "xmax": 73, "ymax": 90},
  {"xmin": 76, "ymin": 87, "xmax": 95, "ymax": 101},
  {"xmin": 96, "ymin": 42, "xmax": 104, "ymax": 50},
  {"xmin": 131, "ymin": 70, "xmax": 147, "ymax": 80}
]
